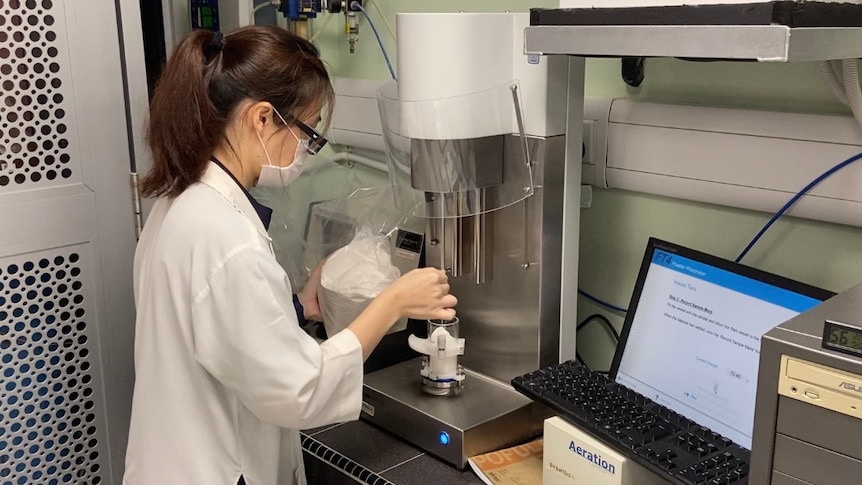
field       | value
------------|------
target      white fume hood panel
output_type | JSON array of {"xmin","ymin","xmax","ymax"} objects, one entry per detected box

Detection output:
[
  {"xmin": 600, "ymin": 99, "xmax": 862, "ymax": 228},
  {"xmin": 328, "ymin": 78, "xmax": 387, "ymax": 152}
]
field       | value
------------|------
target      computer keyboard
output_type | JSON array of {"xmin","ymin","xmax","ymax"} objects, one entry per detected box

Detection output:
[{"xmin": 512, "ymin": 360, "xmax": 750, "ymax": 485}]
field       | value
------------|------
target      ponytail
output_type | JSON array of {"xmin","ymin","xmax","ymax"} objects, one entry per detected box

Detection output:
[{"xmin": 142, "ymin": 30, "xmax": 226, "ymax": 198}]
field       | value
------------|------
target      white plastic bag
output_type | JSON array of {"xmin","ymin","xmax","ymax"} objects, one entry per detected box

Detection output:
[{"xmin": 319, "ymin": 225, "xmax": 404, "ymax": 337}]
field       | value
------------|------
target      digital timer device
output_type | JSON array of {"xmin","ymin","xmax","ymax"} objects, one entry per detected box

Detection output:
[{"xmin": 822, "ymin": 319, "xmax": 862, "ymax": 358}]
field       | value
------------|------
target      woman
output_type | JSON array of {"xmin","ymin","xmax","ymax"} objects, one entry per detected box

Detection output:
[{"xmin": 123, "ymin": 26, "xmax": 457, "ymax": 485}]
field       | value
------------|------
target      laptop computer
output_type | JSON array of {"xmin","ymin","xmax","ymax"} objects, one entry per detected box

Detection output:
[{"xmin": 608, "ymin": 237, "xmax": 835, "ymax": 450}]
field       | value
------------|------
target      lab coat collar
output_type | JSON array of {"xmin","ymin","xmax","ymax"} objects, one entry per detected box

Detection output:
[
  {"xmin": 199, "ymin": 161, "xmax": 271, "ymax": 242},
  {"xmin": 209, "ymin": 157, "xmax": 273, "ymax": 230}
]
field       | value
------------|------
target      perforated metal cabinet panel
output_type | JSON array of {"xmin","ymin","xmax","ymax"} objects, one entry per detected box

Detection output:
[
  {"xmin": 0, "ymin": 0, "xmax": 79, "ymax": 191},
  {"xmin": 0, "ymin": 0, "xmax": 141, "ymax": 484},
  {"xmin": 0, "ymin": 247, "xmax": 108, "ymax": 484}
]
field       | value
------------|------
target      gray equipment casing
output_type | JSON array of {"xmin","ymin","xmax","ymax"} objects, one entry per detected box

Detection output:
[{"xmin": 751, "ymin": 282, "xmax": 862, "ymax": 485}]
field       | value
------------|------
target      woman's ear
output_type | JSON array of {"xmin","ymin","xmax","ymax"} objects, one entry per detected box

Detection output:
[{"xmin": 247, "ymin": 101, "xmax": 274, "ymax": 134}]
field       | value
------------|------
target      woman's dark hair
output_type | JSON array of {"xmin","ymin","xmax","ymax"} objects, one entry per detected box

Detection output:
[{"xmin": 142, "ymin": 26, "xmax": 333, "ymax": 198}]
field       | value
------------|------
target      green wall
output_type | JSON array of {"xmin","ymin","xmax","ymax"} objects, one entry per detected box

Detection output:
[{"xmin": 306, "ymin": 0, "xmax": 862, "ymax": 369}]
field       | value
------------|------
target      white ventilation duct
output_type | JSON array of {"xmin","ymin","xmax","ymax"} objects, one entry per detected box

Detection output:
[{"xmin": 587, "ymin": 99, "xmax": 862, "ymax": 228}]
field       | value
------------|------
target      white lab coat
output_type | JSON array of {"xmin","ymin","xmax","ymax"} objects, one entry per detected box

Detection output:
[{"xmin": 123, "ymin": 162, "xmax": 364, "ymax": 485}]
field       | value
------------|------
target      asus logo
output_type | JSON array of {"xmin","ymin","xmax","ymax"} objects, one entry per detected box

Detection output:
[{"xmin": 839, "ymin": 382, "xmax": 862, "ymax": 393}]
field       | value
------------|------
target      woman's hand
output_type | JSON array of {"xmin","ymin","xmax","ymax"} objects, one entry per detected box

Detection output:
[
  {"xmin": 381, "ymin": 267, "xmax": 458, "ymax": 321},
  {"xmin": 347, "ymin": 267, "xmax": 457, "ymax": 360},
  {"xmin": 296, "ymin": 261, "xmax": 324, "ymax": 322}
]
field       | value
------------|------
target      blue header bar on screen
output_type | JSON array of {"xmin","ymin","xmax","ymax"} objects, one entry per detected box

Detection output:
[{"xmin": 650, "ymin": 249, "xmax": 821, "ymax": 313}]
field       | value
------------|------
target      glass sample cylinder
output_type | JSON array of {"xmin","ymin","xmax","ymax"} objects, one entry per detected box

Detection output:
[{"xmin": 428, "ymin": 317, "xmax": 460, "ymax": 340}]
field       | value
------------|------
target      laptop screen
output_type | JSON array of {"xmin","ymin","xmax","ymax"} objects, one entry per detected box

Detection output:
[{"xmin": 609, "ymin": 238, "xmax": 833, "ymax": 450}]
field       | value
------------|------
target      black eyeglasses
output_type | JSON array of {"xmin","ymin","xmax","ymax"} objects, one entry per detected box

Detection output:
[
  {"xmin": 272, "ymin": 107, "xmax": 328, "ymax": 155},
  {"xmin": 294, "ymin": 119, "xmax": 328, "ymax": 155}
]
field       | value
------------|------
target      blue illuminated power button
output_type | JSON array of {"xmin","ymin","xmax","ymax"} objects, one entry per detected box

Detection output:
[{"xmin": 438, "ymin": 431, "xmax": 450, "ymax": 446}]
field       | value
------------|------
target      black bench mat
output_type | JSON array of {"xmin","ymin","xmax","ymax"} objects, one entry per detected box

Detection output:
[{"xmin": 530, "ymin": 2, "xmax": 862, "ymax": 28}]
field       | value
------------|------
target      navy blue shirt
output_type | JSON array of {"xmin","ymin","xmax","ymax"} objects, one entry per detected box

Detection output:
[
  {"xmin": 210, "ymin": 157, "xmax": 273, "ymax": 230},
  {"xmin": 210, "ymin": 158, "xmax": 308, "ymax": 326}
]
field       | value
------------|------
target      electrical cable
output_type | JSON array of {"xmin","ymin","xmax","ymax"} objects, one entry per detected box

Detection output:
[
  {"xmin": 367, "ymin": 0, "xmax": 395, "ymax": 41},
  {"xmin": 735, "ymin": 151, "xmax": 862, "ymax": 263},
  {"xmin": 577, "ymin": 313, "xmax": 621, "ymax": 342},
  {"xmin": 579, "ymin": 70, "xmax": 860, "ymax": 327},
  {"xmin": 575, "ymin": 155, "xmax": 862, "ymax": 321},
  {"xmin": 350, "ymin": 1, "xmax": 396, "ymax": 80},
  {"xmin": 577, "ymin": 289, "xmax": 628, "ymax": 314},
  {"xmin": 575, "ymin": 313, "xmax": 619, "ymax": 374}
]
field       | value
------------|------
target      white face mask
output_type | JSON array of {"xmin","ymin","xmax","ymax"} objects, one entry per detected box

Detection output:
[{"xmin": 255, "ymin": 125, "xmax": 309, "ymax": 189}]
